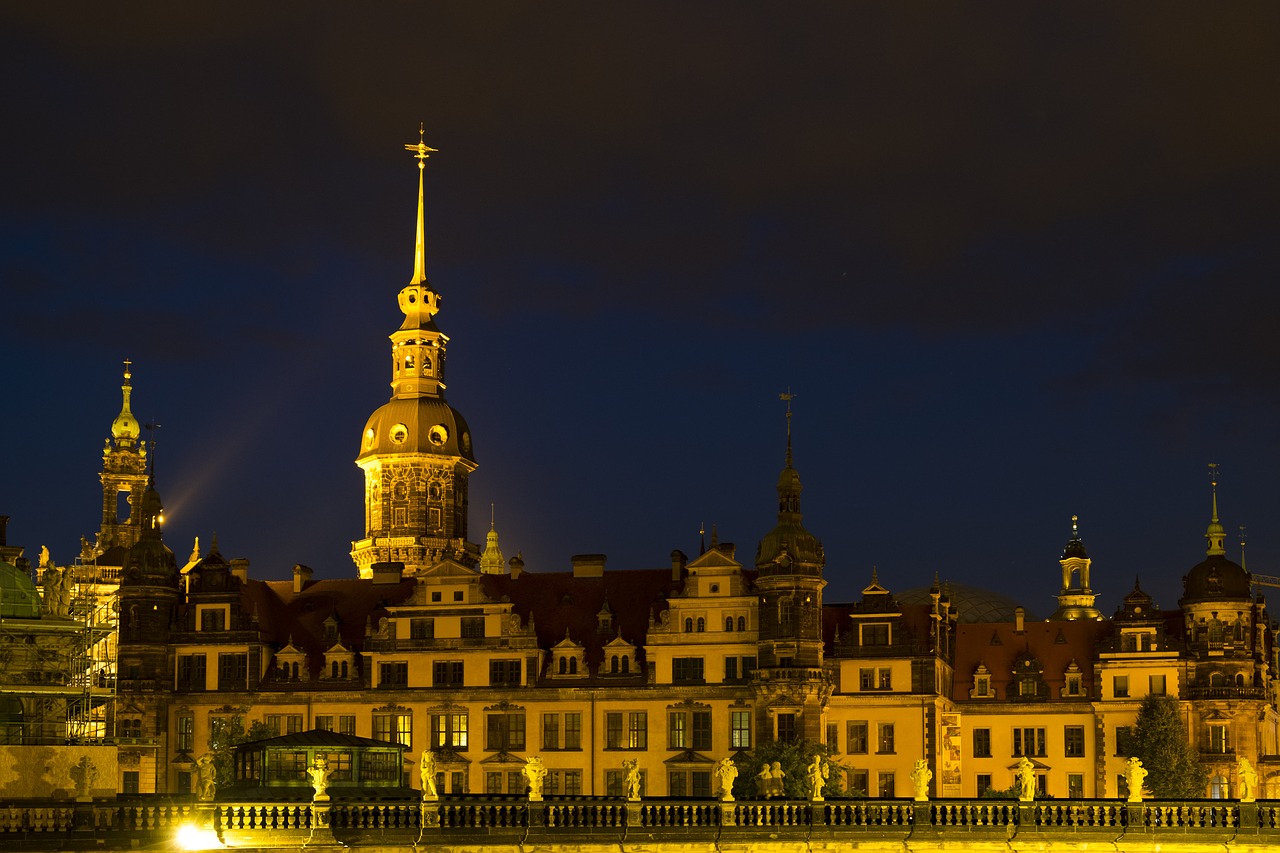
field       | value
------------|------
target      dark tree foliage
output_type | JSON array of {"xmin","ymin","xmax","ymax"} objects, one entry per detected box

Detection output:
[
  {"xmin": 1126, "ymin": 695, "xmax": 1205, "ymax": 799},
  {"xmin": 733, "ymin": 739, "xmax": 846, "ymax": 799},
  {"xmin": 208, "ymin": 714, "xmax": 274, "ymax": 787}
]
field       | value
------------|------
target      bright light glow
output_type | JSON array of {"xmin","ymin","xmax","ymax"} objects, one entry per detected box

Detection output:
[{"xmin": 175, "ymin": 822, "xmax": 221, "ymax": 850}]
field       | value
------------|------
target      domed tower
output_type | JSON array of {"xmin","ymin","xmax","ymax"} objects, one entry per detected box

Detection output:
[
  {"xmin": 351, "ymin": 129, "xmax": 479, "ymax": 578},
  {"xmin": 117, "ymin": 483, "xmax": 180, "ymax": 681},
  {"xmin": 96, "ymin": 361, "xmax": 150, "ymax": 554},
  {"xmin": 1049, "ymin": 516, "xmax": 1103, "ymax": 621},
  {"xmin": 1178, "ymin": 465, "xmax": 1270, "ymax": 791},
  {"xmin": 752, "ymin": 395, "xmax": 830, "ymax": 744}
]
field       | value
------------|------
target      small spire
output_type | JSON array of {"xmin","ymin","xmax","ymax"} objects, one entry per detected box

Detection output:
[
  {"xmin": 1071, "ymin": 514, "xmax": 1079, "ymax": 538},
  {"xmin": 404, "ymin": 123, "xmax": 438, "ymax": 286},
  {"xmin": 699, "ymin": 522, "xmax": 706, "ymax": 556},
  {"xmin": 111, "ymin": 359, "xmax": 142, "ymax": 446},
  {"xmin": 1240, "ymin": 524, "xmax": 1248, "ymax": 571},
  {"xmin": 779, "ymin": 389, "xmax": 796, "ymax": 467},
  {"xmin": 1206, "ymin": 463, "xmax": 1226, "ymax": 556}
]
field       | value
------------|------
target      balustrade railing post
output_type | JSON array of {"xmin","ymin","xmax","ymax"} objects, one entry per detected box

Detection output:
[{"xmin": 1239, "ymin": 803, "xmax": 1257, "ymax": 831}]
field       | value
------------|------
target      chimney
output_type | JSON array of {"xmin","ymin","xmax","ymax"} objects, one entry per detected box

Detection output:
[
  {"xmin": 1014, "ymin": 606, "xmax": 1025, "ymax": 633},
  {"xmin": 715, "ymin": 542, "xmax": 736, "ymax": 560},
  {"xmin": 670, "ymin": 549, "xmax": 687, "ymax": 581},
  {"xmin": 229, "ymin": 558, "xmax": 249, "ymax": 584},
  {"xmin": 371, "ymin": 561, "xmax": 405, "ymax": 585},
  {"xmin": 509, "ymin": 553, "xmax": 524, "ymax": 580},
  {"xmin": 571, "ymin": 554, "xmax": 606, "ymax": 578},
  {"xmin": 292, "ymin": 563, "xmax": 314, "ymax": 593}
]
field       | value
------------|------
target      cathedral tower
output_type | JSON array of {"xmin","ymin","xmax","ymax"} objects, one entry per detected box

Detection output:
[
  {"xmin": 752, "ymin": 395, "xmax": 830, "ymax": 744},
  {"xmin": 1048, "ymin": 515, "xmax": 1102, "ymax": 620},
  {"xmin": 351, "ymin": 130, "xmax": 479, "ymax": 578},
  {"xmin": 96, "ymin": 361, "xmax": 150, "ymax": 555}
]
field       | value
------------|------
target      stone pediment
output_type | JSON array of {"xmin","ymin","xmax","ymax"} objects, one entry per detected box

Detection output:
[
  {"xmin": 663, "ymin": 749, "xmax": 715, "ymax": 766},
  {"xmin": 420, "ymin": 559, "xmax": 480, "ymax": 580},
  {"xmin": 687, "ymin": 549, "xmax": 741, "ymax": 572}
]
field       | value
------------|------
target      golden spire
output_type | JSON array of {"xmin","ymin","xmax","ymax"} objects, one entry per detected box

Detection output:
[
  {"xmin": 404, "ymin": 123, "xmax": 438, "ymax": 286},
  {"xmin": 1205, "ymin": 462, "xmax": 1226, "ymax": 556},
  {"xmin": 111, "ymin": 358, "xmax": 141, "ymax": 446}
]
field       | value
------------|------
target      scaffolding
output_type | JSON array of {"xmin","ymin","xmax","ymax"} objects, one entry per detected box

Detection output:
[{"xmin": 66, "ymin": 555, "xmax": 119, "ymax": 742}]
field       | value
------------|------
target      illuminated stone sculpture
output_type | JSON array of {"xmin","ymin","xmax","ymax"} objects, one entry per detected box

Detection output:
[
  {"xmin": 194, "ymin": 753, "xmax": 217, "ymax": 802},
  {"xmin": 806, "ymin": 755, "xmax": 829, "ymax": 802},
  {"xmin": 1124, "ymin": 757, "xmax": 1147, "ymax": 803},
  {"xmin": 1016, "ymin": 757, "xmax": 1035, "ymax": 802},
  {"xmin": 420, "ymin": 750, "xmax": 438, "ymax": 801},
  {"xmin": 1238, "ymin": 757, "xmax": 1258, "ymax": 803},
  {"xmin": 715, "ymin": 758, "xmax": 738, "ymax": 802},
  {"xmin": 523, "ymin": 756, "xmax": 547, "ymax": 801},
  {"xmin": 623, "ymin": 759, "xmax": 642, "ymax": 801},
  {"xmin": 910, "ymin": 759, "xmax": 932, "ymax": 802}
]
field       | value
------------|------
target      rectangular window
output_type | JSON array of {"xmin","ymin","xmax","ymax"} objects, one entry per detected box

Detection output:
[
  {"xmin": 1068, "ymin": 773, "xmax": 1084, "ymax": 799},
  {"xmin": 1113, "ymin": 675, "xmax": 1129, "ymax": 698},
  {"xmin": 564, "ymin": 769, "xmax": 582, "ymax": 795},
  {"xmin": 316, "ymin": 716, "xmax": 334, "ymax": 732},
  {"xmin": 877, "ymin": 771, "xmax": 895, "ymax": 798},
  {"xmin": 1013, "ymin": 727, "xmax": 1046, "ymax": 758},
  {"xmin": 1208, "ymin": 725, "xmax": 1230, "ymax": 753},
  {"xmin": 122, "ymin": 771, "xmax": 140, "ymax": 794},
  {"xmin": 826, "ymin": 722, "xmax": 840, "ymax": 753},
  {"xmin": 777, "ymin": 713, "xmax": 798, "ymax": 744},
  {"xmin": 486, "ymin": 712, "xmax": 526, "ymax": 751},
  {"xmin": 379, "ymin": 661, "xmax": 408, "ymax": 687},
  {"xmin": 486, "ymin": 772, "xmax": 501, "ymax": 794},
  {"xmin": 606, "ymin": 769, "xmax": 645, "ymax": 797},
  {"xmin": 265, "ymin": 715, "xmax": 282, "ymax": 737},
  {"xmin": 177, "ymin": 715, "xmax": 194, "ymax": 752},
  {"xmin": 629, "ymin": 712, "xmax": 648, "ymax": 749},
  {"xmin": 1149, "ymin": 674, "xmax": 1166, "ymax": 696},
  {"xmin": 543, "ymin": 713, "xmax": 560, "ymax": 750},
  {"xmin": 217, "ymin": 653, "xmax": 247, "ymax": 691},
  {"xmin": 973, "ymin": 728, "xmax": 991, "ymax": 758},
  {"xmin": 508, "ymin": 770, "xmax": 524, "ymax": 794},
  {"xmin": 692, "ymin": 771, "xmax": 712, "ymax": 798},
  {"xmin": 565, "ymin": 712, "xmax": 582, "ymax": 749},
  {"xmin": 286, "ymin": 714, "xmax": 303, "ymax": 735},
  {"xmin": 339, "ymin": 715, "xmax": 356, "ymax": 735},
  {"xmin": 200, "ymin": 609, "xmax": 226, "ymax": 632},
  {"xmin": 725, "ymin": 656, "xmax": 738, "ymax": 681},
  {"xmin": 692, "ymin": 710, "xmax": 711, "ymax": 750},
  {"xmin": 461, "ymin": 616, "xmax": 485, "ymax": 638},
  {"xmin": 669, "ymin": 770, "xmax": 687, "ymax": 797},
  {"xmin": 431, "ymin": 713, "xmax": 468, "ymax": 749},
  {"xmin": 372, "ymin": 712, "xmax": 412, "ymax": 747},
  {"xmin": 672, "ymin": 657, "xmax": 705, "ymax": 683},
  {"xmin": 176, "ymin": 771, "xmax": 192, "ymax": 795},
  {"xmin": 862, "ymin": 623, "xmax": 889, "ymax": 645},
  {"xmin": 877, "ymin": 723, "xmax": 895, "ymax": 754},
  {"xmin": 731, "ymin": 710, "xmax": 752, "ymax": 749},
  {"xmin": 976, "ymin": 773, "xmax": 992, "ymax": 794},
  {"xmin": 850, "ymin": 769, "xmax": 869, "ymax": 797},
  {"xmin": 360, "ymin": 751, "xmax": 399, "ymax": 784},
  {"xmin": 668, "ymin": 712, "xmax": 687, "ymax": 749},
  {"xmin": 433, "ymin": 661, "xmax": 464, "ymax": 686},
  {"xmin": 1064, "ymin": 725, "xmax": 1086, "ymax": 757},
  {"xmin": 878, "ymin": 667, "xmax": 892, "ymax": 690},
  {"xmin": 489, "ymin": 659, "xmax": 522, "ymax": 686},
  {"xmin": 1065, "ymin": 674, "xmax": 1082, "ymax": 697},
  {"xmin": 410, "ymin": 618, "xmax": 434, "ymax": 640},
  {"xmin": 606, "ymin": 712, "xmax": 623, "ymax": 749},
  {"xmin": 859, "ymin": 668, "xmax": 874, "ymax": 690},
  {"xmin": 177, "ymin": 654, "xmax": 207, "ymax": 691},
  {"xmin": 1115, "ymin": 726, "xmax": 1132, "ymax": 756},
  {"xmin": 848, "ymin": 721, "xmax": 868, "ymax": 754}
]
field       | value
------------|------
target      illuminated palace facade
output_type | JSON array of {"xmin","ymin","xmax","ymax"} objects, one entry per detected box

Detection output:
[{"xmin": 78, "ymin": 138, "xmax": 1280, "ymax": 801}]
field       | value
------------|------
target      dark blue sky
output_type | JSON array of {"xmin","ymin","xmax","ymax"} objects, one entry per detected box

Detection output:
[{"xmin": 3, "ymin": 5, "xmax": 1280, "ymax": 616}]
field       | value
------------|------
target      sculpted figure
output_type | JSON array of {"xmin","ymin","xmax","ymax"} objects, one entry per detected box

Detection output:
[
  {"xmin": 806, "ymin": 755, "xmax": 829, "ymax": 802},
  {"xmin": 770, "ymin": 761, "xmax": 786, "ymax": 798},
  {"xmin": 623, "ymin": 758, "xmax": 642, "ymax": 801},
  {"xmin": 1238, "ymin": 757, "xmax": 1259, "ymax": 802},
  {"xmin": 1016, "ymin": 756, "xmax": 1036, "ymax": 802},
  {"xmin": 419, "ymin": 751, "xmax": 438, "ymax": 801},
  {"xmin": 909, "ymin": 759, "xmax": 933, "ymax": 802},
  {"xmin": 308, "ymin": 756, "xmax": 330, "ymax": 800},
  {"xmin": 194, "ymin": 753, "xmax": 218, "ymax": 801},
  {"xmin": 39, "ymin": 545, "xmax": 50, "ymax": 569},
  {"xmin": 757, "ymin": 763, "xmax": 773, "ymax": 798},
  {"xmin": 715, "ymin": 758, "xmax": 738, "ymax": 802},
  {"xmin": 523, "ymin": 756, "xmax": 548, "ymax": 801},
  {"xmin": 1124, "ymin": 757, "xmax": 1147, "ymax": 803}
]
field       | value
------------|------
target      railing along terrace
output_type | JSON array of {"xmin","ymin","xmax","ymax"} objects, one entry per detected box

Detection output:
[{"xmin": 0, "ymin": 796, "xmax": 1274, "ymax": 849}]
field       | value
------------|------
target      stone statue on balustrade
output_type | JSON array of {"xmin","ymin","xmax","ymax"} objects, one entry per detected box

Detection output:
[
  {"xmin": 419, "ymin": 750, "xmax": 438, "ymax": 801},
  {"xmin": 1016, "ymin": 756, "xmax": 1036, "ymax": 802},
  {"xmin": 715, "ymin": 758, "xmax": 738, "ymax": 802},
  {"xmin": 194, "ymin": 753, "xmax": 218, "ymax": 802},
  {"xmin": 623, "ymin": 758, "xmax": 642, "ymax": 801},
  {"xmin": 806, "ymin": 755, "xmax": 829, "ymax": 802},
  {"xmin": 523, "ymin": 756, "xmax": 548, "ymax": 801},
  {"xmin": 308, "ymin": 756, "xmax": 330, "ymax": 801},
  {"xmin": 1238, "ymin": 757, "xmax": 1258, "ymax": 803},
  {"xmin": 1124, "ymin": 757, "xmax": 1147, "ymax": 803},
  {"xmin": 910, "ymin": 759, "xmax": 932, "ymax": 802}
]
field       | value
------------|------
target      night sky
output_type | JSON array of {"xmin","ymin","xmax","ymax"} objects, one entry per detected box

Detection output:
[{"xmin": 4, "ymin": 6, "xmax": 1280, "ymax": 617}]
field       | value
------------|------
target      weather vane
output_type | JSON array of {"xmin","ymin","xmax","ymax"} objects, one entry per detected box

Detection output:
[{"xmin": 405, "ymin": 122, "xmax": 438, "ymax": 168}]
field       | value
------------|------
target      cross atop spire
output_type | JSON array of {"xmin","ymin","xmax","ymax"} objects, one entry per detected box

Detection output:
[{"xmin": 404, "ymin": 123, "xmax": 438, "ymax": 286}]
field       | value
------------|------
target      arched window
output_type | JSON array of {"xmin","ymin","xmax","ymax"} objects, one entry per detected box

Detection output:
[
  {"xmin": 622, "ymin": 655, "xmax": 630, "ymax": 673},
  {"xmin": 696, "ymin": 618, "xmax": 705, "ymax": 632},
  {"xmin": 290, "ymin": 662, "xmax": 299, "ymax": 680},
  {"xmin": 1210, "ymin": 672, "xmax": 1225, "ymax": 687},
  {"xmin": 738, "ymin": 616, "xmax": 746, "ymax": 632},
  {"xmin": 611, "ymin": 655, "xmax": 619, "ymax": 673},
  {"xmin": 422, "ymin": 358, "xmax": 432, "ymax": 375},
  {"xmin": 684, "ymin": 618, "xmax": 693, "ymax": 633},
  {"xmin": 726, "ymin": 617, "xmax": 734, "ymax": 632},
  {"xmin": 340, "ymin": 661, "xmax": 348, "ymax": 679},
  {"xmin": 569, "ymin": 657, "xmax": 577, "ymax": 674},
  {"xmin": 404, "ymin": 354, "xmax": 415, "ymax": 370},
  {"xmin": 559, "ymin": 657, "xmax": 567, "ymax": 675},
  {"xmin": 331, "ymin": 661, "xmax": 339, "ymax": 679},
  {"xmin": 1236, "ymin": 673, "xmax": 1246, "ymax": 688}
]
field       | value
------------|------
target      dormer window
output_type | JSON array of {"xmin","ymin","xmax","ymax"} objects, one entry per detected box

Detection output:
[{"xmin": 970, "ymin": 664, "xmax": 992, "ymax": 699}]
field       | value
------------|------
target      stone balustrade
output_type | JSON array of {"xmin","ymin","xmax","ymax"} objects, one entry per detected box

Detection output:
[{"xmin": 0, "ymin": 796, "xmax": 1274, "ymax": 850}]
